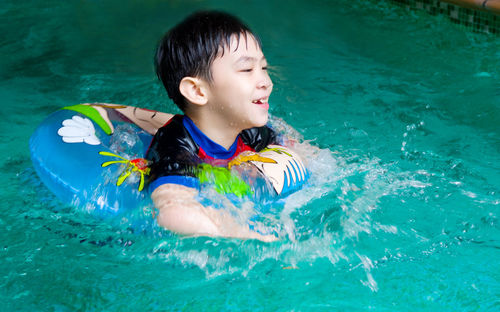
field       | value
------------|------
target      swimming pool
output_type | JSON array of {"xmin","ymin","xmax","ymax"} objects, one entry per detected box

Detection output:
[{"xmin": 1, "ymin": 0, "xmax": 499, "ymax": 310}]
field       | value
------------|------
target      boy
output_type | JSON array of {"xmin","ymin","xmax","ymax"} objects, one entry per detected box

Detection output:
[{"xmin": 147, "ymin": 11, "xmax": 278, "ymax": 241}]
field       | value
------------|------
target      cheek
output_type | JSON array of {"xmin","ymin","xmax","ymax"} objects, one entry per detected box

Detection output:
[
  {"xmin": 212, "ymin": 75, "xmax": 236, "ymax": 94},
  {"xmin": 219, "ymin": 77, "xmax": 251, "ymax": 99}
]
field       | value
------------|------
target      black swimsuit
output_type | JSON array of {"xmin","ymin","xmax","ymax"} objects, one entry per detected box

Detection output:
[{"xmin": 146, "ymin": 115, "xmax": 277, "ymax": 192}]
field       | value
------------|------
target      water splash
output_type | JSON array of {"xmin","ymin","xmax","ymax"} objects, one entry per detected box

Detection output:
[
  {"xmin": 120, "ymin": 116, "xmax": 446, "ymax": 292},
  {"xmin": 24, "ymin": 114, "xmax": 488, "ymax": 293},
  {"xmin": 108, "ymin": 123, "xmax": 145, "ymax": 159}
]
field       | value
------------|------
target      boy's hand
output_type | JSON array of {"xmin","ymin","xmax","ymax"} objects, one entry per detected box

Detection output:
[{"xmin": 247, "ymin": 232, "xmax": 278, "ymax": 242}]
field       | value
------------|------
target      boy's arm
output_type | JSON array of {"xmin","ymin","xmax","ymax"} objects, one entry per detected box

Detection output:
[{"xmin": 151, "ymin": 183, "xmax": 277, "ymax": 242}]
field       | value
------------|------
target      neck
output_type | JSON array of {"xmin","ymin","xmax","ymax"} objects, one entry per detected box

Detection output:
[{"xmin": 186, "ymin": 110, "xmax": 241, "ymax": 150}]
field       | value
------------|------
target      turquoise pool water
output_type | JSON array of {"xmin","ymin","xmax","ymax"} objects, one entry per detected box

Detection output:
[{"xmin": 1, "ymin": 0, "xmax": 499, "ymax": 310}]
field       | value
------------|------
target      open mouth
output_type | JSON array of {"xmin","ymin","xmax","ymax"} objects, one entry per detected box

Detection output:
[
  {"xmin": 252, "ymin": 98, "xmax": 269, "ymax": 110},
  {"xmin": 252, "ymin": 98, "xmax": 268, "ymax": 105}
]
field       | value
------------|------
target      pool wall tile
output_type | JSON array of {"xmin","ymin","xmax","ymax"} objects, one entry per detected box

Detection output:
[{"xmin": 389, "ymin": 0, "xmax": 500, "ymax": 34}]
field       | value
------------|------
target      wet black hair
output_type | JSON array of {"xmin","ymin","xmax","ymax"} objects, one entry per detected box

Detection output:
[{"xmin": 155, "ymin": 11, "xmax": 261, "ymax": 112}]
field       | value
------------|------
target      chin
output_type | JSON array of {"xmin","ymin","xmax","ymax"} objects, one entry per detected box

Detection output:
[{"xmin": 252, "ymin": 114, "xmax": 268, "ymax": 128}]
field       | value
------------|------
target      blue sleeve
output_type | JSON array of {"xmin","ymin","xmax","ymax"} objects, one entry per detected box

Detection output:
[{"xmin": 149, "ymin": 175, "xmax": 200, "ymax": 193}]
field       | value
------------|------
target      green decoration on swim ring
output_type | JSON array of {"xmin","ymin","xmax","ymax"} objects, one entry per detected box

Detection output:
[{"xmin": 196, "ymin": 163, "xmax": 253, "ymax": 198}]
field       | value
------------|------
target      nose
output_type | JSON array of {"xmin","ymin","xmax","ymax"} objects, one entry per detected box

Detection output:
[{"xmin": 257, "ymin": 70, "xmax": 273, "ymax": 90}]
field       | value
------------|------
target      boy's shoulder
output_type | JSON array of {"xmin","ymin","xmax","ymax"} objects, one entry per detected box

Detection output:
[
  {"xmin": 154, "ymin": 114, "xmax": 184, "ymax": 142},
  {"xmin": 240, "ymin": 126, "xmax": 277, "ymax": 152},
  {"xmin": 146, "ymin": 114, "xmax": 198, "ymax": 162}
]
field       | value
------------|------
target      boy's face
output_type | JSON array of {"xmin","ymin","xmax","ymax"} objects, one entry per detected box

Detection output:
[{"xmin": 206, "ymin": 33, "xmax": 273, "ymax": 130}]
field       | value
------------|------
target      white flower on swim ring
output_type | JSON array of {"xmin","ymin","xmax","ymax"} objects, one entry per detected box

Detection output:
[{"xmin": 58, "ymin": 115, "xmax": 101, "ymax": 145}]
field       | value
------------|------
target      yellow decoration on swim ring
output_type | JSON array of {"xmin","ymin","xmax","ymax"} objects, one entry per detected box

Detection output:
[{"xmin": 99, "ymin": 151, "xmax": 150, "ymax": 192}]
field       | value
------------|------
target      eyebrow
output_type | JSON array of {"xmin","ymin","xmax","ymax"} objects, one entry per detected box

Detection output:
[{"xmin": 235, "ymin": 56, "xmax": 267, "ymax": 64}]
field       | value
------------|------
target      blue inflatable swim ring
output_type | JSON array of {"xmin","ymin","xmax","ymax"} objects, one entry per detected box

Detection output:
[{"xmin": 29, "ymin": 103, "xmax": 308, "ymax": 218}]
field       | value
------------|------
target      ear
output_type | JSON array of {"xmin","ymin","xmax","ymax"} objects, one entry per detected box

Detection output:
[{"xmin": 179, "ymin": 77, "xmax": 208, "ymax": 106}]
